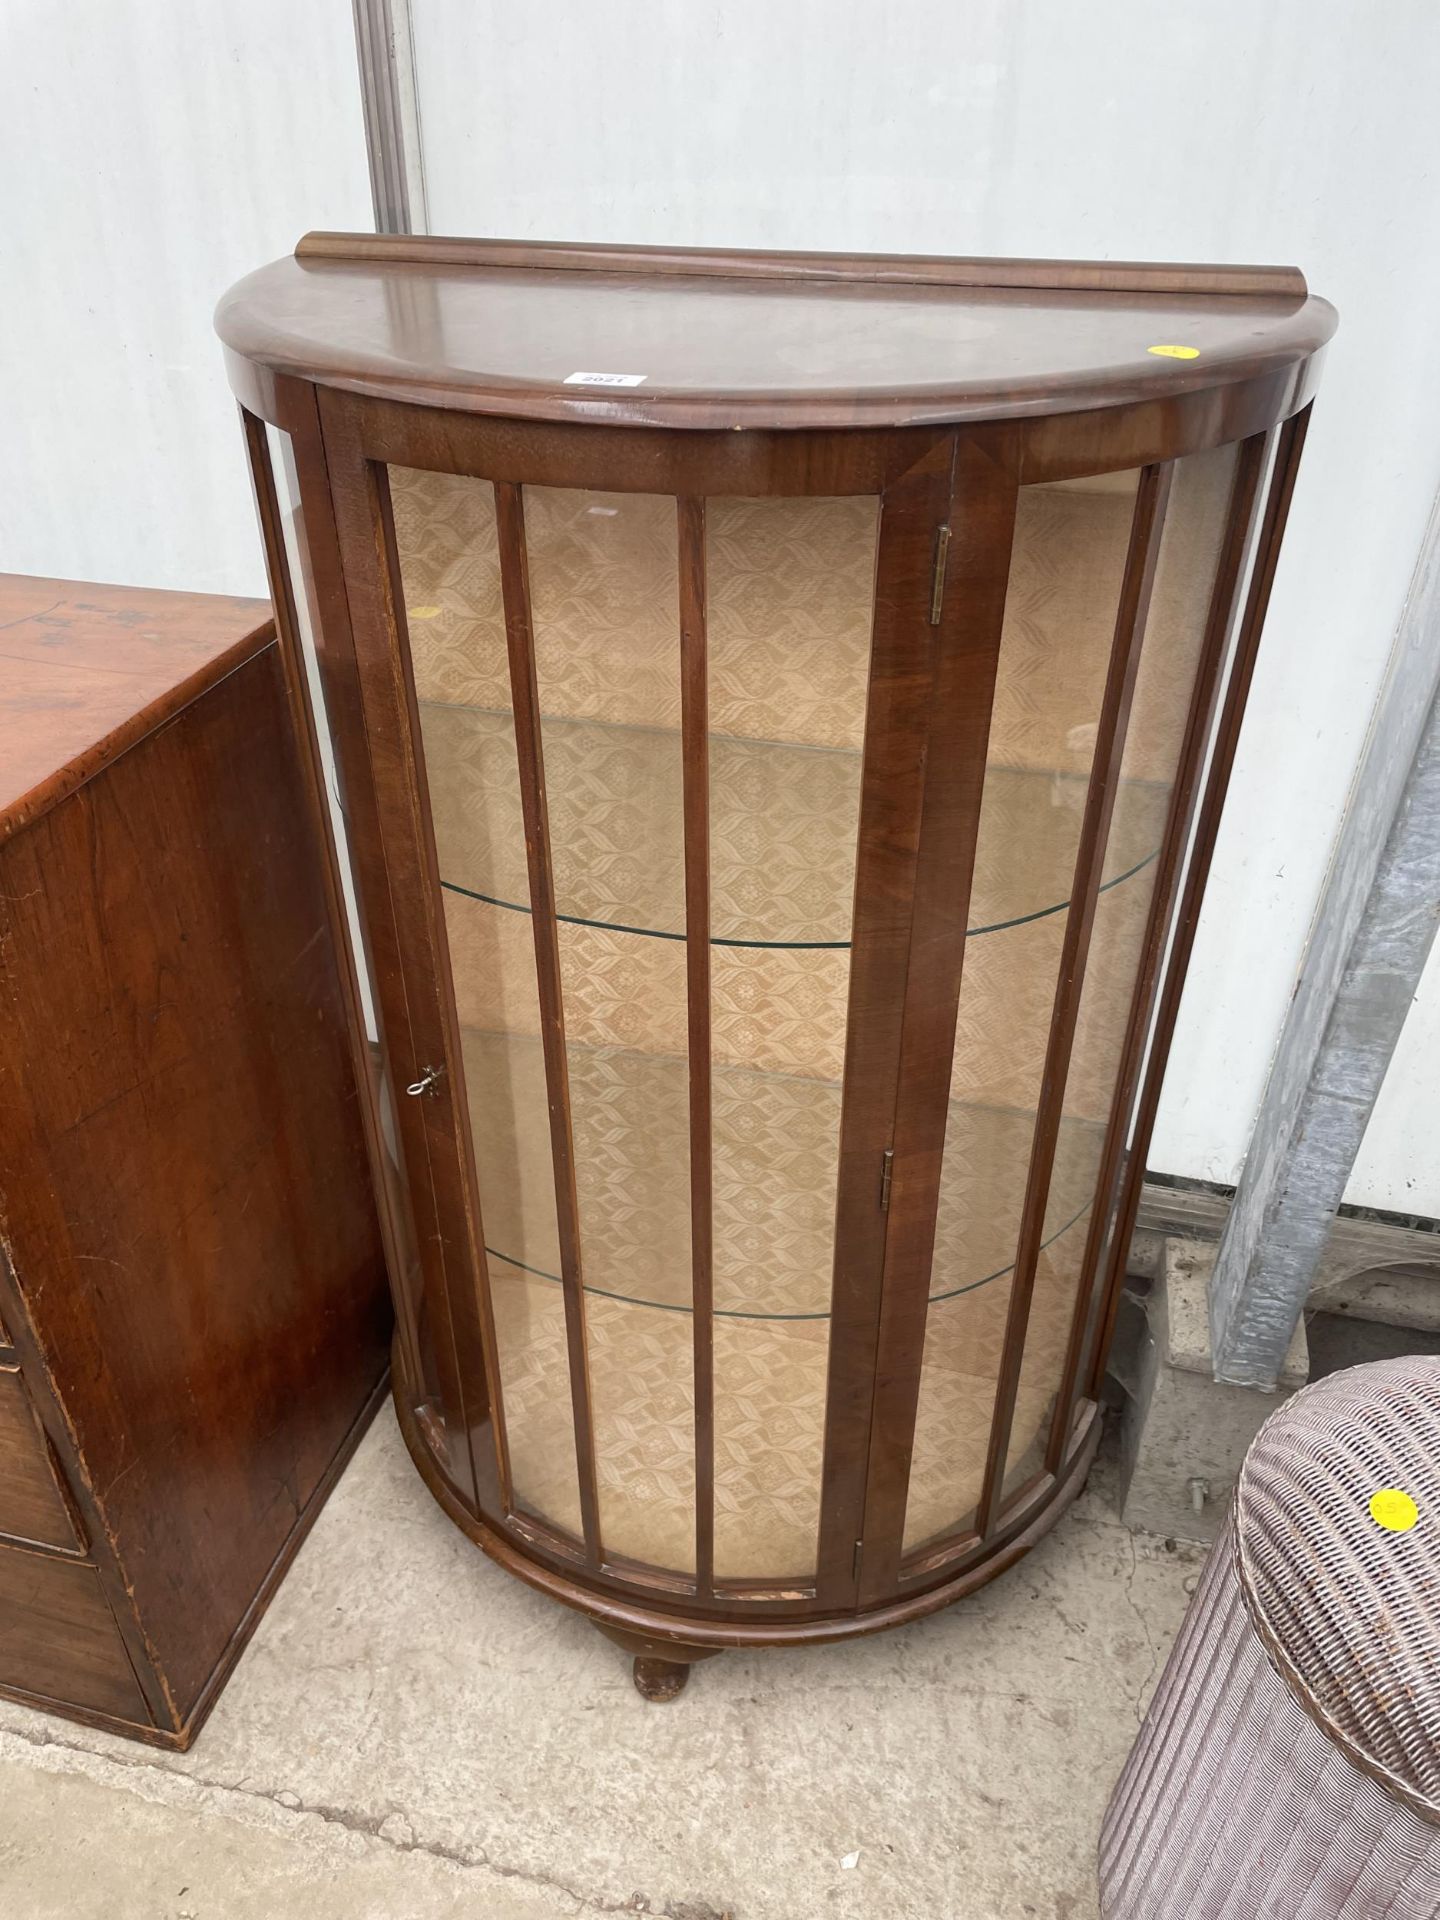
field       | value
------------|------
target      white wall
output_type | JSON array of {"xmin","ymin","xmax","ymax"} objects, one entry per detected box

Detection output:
[
  {"xmin": 0, "ymin": 0, "xmax": 373, "ymax": 598},
  {"xmin": 410, "ymin": 0, "xmax": 1440, "ymax": 1213}
]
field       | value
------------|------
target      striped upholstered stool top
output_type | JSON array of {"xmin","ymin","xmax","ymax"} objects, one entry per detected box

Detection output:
[{"xmin": 1100, "ymin": 1356, "xmax": 1440, "ymax": 1918}]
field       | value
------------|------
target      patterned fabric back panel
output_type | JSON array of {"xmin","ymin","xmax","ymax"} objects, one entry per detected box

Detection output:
[
  {"xmin": 389, "ymin": 460, "xmax": 1231, "ymax": 1576},
  {"xmin": 393, "ymin": 477, "xmax": 877, "ymax": 748}
]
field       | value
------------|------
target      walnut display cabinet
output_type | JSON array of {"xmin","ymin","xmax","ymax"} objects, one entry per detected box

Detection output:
[{"xmin": 218, "ymin": 234, "xmax": 1333, "ymax": 1698}]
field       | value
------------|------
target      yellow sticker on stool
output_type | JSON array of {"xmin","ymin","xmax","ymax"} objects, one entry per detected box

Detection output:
[
  {"xmin": 1148, "ymin": 344, "xmax": 1201, "ymax": 360},
  {"xmin": 408, "ymin": 605, "xmax": 442, "ymax": 619},
  {"xmin": 1369, "ymin": 1488, "xmax": 1419, "ymax": 1533}
]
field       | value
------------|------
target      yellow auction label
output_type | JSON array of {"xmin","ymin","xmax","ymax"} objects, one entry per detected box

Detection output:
[
  {"xmin": 1148, "ymin": 344, "xmax": 1201, "ymax": 360},
  {"xmin": 1369, "ymin": 1488, "xmax": 1419, "ymax": 1533},
  {"xmin": 407, "ymin": 605, "xmax": 442, "ymax": 619}
]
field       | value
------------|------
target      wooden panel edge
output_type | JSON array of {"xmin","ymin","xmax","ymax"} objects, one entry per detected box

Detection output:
[
  {"xmin": 0, "ymin": 623, "xmax": 275, "ymax": 851},
  {"xmin": 0, "ymin": 1679, "xmax": 172, "ymax": 1748},
  {"xmin": 295, "ymin": 231, "xmax": 1306, "ymax": 300},
  {"xmin": 0, "ymin": 1239, "xmax": 171, "ymax": 1731},
  {"xmin": 158, "ymin": 1367, "xmax": 390, "ymax": 1750}
]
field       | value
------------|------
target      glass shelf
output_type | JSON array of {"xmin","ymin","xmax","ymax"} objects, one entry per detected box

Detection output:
[
  {"xmin": 462, "ymin": 1026, "xmax": 1100, "ymax": 1322},
  {"xmin": 422, "ymin": 702, "xmax": 1169, "ymax": 948}
]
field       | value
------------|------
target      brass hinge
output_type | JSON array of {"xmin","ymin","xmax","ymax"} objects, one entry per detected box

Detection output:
[
  {"xmin": 852, "ymin": 1538, "xmax": 864, "ymax": 1581},
  {"xmin": 929, "ymin": 523, "xmax": 951, "ymax": 625},
  {"xmin": 879, "ymin": 1146, "xmax": 894, "ymax": 1211}
]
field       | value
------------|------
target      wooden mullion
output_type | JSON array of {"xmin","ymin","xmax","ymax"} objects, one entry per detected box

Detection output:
[
  {"xmin": 300, "ymin": 388, "xmax": 484, "ymax": 1505},
  {"xmin": 852, "ymin": 434, "xmax": 1020, "ymax": 1606},
  {"xmin": 977, "ymin": 460, "xmax": 1175, "ymax": 1539},
  {"xmin": 493, "ymin": 480, "xmax": 603, "ymax": 1565},
  {"xmin": 678, "ymin": 496, "xmax": 715, "ymax": 1598},
  {"xmin": 1083, "ymin": 406, "xmax": 1314, "ymax": 1405},
  {"xmin": 1043, "ymin": 430, "xmax": 1273, "ymax": 1476},
  {"xmin": 813, "ymin": 437, "xmax": 958, "ymax": 1604}
]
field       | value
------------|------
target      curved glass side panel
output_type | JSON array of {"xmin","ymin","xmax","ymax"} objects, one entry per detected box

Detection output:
[
  {"xmin": 260, "ymin": 428, "xmax": 444, "ymax": 1432},
  {"xmin": 903, "ymin": 468, "xmax": 1144, "ymax": 1553},
  {"xmin": 997, "ymin": 442, "xmax": 1242, "ymax": 1505},
  {"xmin": 393, "ymin": 467, "xmax": 582, "ymax": 1537}
]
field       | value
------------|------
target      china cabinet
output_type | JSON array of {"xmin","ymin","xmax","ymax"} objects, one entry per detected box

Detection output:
[{"xmin": 219, "ymin": 234, "xmax": 1333, "ymax": 1696}]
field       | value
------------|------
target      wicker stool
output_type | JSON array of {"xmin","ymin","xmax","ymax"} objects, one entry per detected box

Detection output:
[{"xmin": 1099, "ymin": 1356, "xmax": 1440, "ymax": 1918}]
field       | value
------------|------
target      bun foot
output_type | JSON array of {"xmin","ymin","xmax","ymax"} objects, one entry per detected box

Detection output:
[
  {"xmin": 592, "ymin": 1621, "xmax": 723, "ymax": 1701},
  {"xmin": 632, "ymin": 1655, "xmax": 690, "ymax": 1702}
]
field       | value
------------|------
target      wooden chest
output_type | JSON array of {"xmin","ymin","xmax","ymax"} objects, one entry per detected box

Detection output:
[{"xmin": 0, "ymin": 574, "xmax": 390, "ymax": 1748}]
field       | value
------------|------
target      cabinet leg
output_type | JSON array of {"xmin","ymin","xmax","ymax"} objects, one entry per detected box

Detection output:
[
  {"xmin": 592, "ymin": 1622, "xmax": 724, "ymax": 1702},
  {"xmin": 631, "ymin": 1655, "xmax": 692, "ymax": 1702}
]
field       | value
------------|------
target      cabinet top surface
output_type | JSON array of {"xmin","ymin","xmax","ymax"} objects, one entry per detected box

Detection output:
[
  {"xmin": 217, "ymin": 234, "xmax": 1335, "ymax": 431},
  {"xmin": 0, "ymin": 574, "xmax": 272, "ymax": 844}
]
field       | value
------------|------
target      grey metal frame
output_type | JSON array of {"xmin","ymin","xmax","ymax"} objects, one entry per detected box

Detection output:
[
  {"xmin": 351, "ymin": 0, "xmax": 428, "ymax": 236},
  {"xmin": 1211, "ymin": 489, "xmax": 1440, "ymax": 1387}
]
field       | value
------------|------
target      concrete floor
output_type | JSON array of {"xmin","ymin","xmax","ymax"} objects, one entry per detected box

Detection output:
[{"xmin": 0, "ymin": 1410, "xmax": 1202, "ymax": 1920}]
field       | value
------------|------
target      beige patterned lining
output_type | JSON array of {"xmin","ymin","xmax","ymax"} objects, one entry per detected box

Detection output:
[{"xmin": 391, "ymin": 454, "xmax": 1235, "ymax": 1581}]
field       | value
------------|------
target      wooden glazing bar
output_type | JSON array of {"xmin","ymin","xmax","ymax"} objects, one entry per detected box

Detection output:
[
  {"xmin": 677, "ymin": 496, "xmax": 716, "ymax": 1598},
  {"xmin": 812, "ymin": 438, "xmax": 958, "ymax": 1602},
  {"xmin": 977, "ymin": 461, "xmax": 1175, "ymax": 1540},
  {"xmin": 851, "ymin": 435, "xmax": 1020, "ymax": 1606},
  {"xmin": 297, "ymin": 388, "xmax": 485, "ymax": 1505},
  {"xmin": 239, "ymin": 406, "xmax": 426, "ymax": 1401},
  {"xmin": 296, "ymin": 231, "xmax": 1307, "ymax": 299},
  {"xmin": 508, "ymin": 1502, "xmax": 820, "ymax": 1613},
  {"xmin": 1083, "ymin": 406, "xmax": 1314, "ymax": 1405},
  {"xmin": 492, "ymin": 480, "xmax": 603, "ymax": 1564},
  {"xmin": 1042, "ymin": 431, "xmax": 1273, "ymax": 1477}
]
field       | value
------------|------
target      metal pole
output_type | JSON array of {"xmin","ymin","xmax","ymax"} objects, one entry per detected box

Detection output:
[
  {"xmin": 351, "ymin": 0, "xmax": 428, "ymax": 236},
  {"xmin": 1211, "ymin": 487, "xmax": 1440, "ymax": 1386}
]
